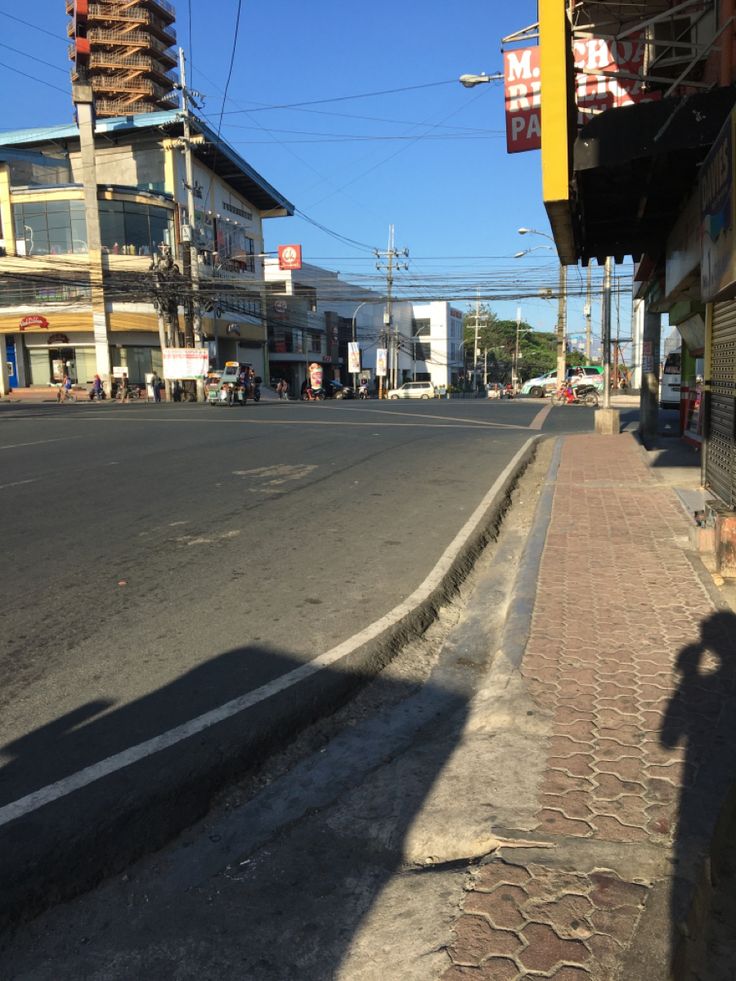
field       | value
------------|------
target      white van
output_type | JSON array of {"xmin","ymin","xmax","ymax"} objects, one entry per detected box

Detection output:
[
  {"xmin": 387, "ymin": 381, "xmax": 436, "ymax": 399},
  {"xmin": 659, "ymin": 350, "xmax": 681, "ymax": 409}
]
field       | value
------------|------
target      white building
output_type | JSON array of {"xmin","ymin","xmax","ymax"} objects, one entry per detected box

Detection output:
[{"xmin": 263, "ymin": 259, "xmax": 463, "ymax": 393}]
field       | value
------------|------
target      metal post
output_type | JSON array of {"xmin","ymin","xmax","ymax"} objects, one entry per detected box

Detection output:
[
  {"xmin": 602, "ymin": 257, "xmax": 612, "ymax": 409},
  {"xmin": 585, "ymin": 263, "xmax": 592, "ymax": 363},
  {"xmin": 557, "ymin": 264, "xmax": 567, "ymax": 389},
  {"xmin": 639, "ymin": 302, "xmax": 661, "ymax": 447}
]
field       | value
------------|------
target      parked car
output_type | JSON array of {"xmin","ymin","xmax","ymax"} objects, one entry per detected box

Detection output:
[
  {"xmin": 386, "ymin": 381, "xmax": 436, "ymax": 400},
  {"xmin": 520, "ymin": 370, "xmax": 558, "ymax": 398},
  {"xmin": 521, "ymin": 366, "xmax": 604, "ymax": 398}
]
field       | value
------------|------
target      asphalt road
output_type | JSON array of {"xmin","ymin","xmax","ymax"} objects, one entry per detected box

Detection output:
[{"xmin": 0, "ymin": 395, "xmax": 599, "ymax": 921}]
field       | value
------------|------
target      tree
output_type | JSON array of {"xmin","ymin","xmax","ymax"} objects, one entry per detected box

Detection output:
[{"xmin": 463, "ymin": 306, "xmax": 557, "ymax": 383}]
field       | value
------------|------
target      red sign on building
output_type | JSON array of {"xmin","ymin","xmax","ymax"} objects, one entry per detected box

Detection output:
[
  {"xmin": 278, "ymin": 244, "xmax": 302, "ymax": 271},
  {"xmin": 504, "ymin": 48, "xmax": 542, "ymax": 153},
  {"xmin": 19, "ymin": 315, "xmax": 50, "ymax": 331},
  {"xmin": 504, "ymin": 37, "xmax": 659, "ymax": 154}
]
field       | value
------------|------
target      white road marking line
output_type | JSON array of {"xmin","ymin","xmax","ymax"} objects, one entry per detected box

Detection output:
[
  {"xmin": 0, "ymin": 437, "xmax": 81, "ymax": 451},
  {"xmin": 0, "ymin": 436, "xmax": 537, "ymax": 828},
  {"xmin": 530, "ymin": 403, "xmax": 553, "ymax": 430},
  {"xmin": 0, "ymin": 478, "xmax": 37, "ymax": 491}
]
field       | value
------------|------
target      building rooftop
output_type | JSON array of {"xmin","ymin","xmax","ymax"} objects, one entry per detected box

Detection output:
[{"xmin": 0, "ymin": 110, "xmax": 294, "ymax": 216}]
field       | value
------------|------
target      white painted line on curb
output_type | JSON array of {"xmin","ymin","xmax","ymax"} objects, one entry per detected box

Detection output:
[{"xmin": 0, "ymin": 436, "xmax": 537, "ymax": 829}]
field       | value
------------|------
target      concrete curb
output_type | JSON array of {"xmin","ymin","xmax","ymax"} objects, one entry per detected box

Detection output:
[{"xmin": 0, "ymin": 436, "xmax": 542, "ymax": 931}]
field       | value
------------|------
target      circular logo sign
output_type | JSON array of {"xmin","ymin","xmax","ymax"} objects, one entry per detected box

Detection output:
[{"xmin": 273, "ymin": 300, "xmax": 288, "ymax": 316}]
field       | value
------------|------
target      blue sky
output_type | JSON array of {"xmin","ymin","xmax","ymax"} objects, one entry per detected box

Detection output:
[{"xmin": 0, "ymin": 0, "xmax": 620, "ymax": 340}]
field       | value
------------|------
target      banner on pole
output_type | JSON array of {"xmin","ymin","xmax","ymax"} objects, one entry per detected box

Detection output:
[
  {"xmin": 376, "ymin": 348, "xmax": 387, "ymax": 377},
  {"xmin": 348, "ymin": 342, "xmax": 361, "ymax": 373},
  {"xmin": 162, "ymin": 347, "xmax": 209, "ymax": 380}
]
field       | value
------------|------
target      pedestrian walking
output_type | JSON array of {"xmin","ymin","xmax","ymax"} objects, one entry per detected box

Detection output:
[
  {"xmin": 90, "ymin": 374, "xmax": 103, "ymax": 400},
  {"xmin": 57, "ymin": 373, "xmax": 72, "ymax": 403},
  {"xmin": 151, "ymin": 371, "xmax": 162, "ymax": 403},
  {"xmin": 117, "ymin": 373, "xmax": 129, "ymax": 403}
]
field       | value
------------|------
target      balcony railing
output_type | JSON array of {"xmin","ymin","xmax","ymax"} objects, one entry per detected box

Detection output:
[{"xmin": 84, "ymin": 5, "xmax": 177, "ymax": 45}]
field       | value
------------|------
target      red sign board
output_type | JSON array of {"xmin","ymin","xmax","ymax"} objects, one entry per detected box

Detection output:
[
  {"xmin": 278, "ymin": 244, "xmax": 302, "ymax": 271},
  {"xmin": 504, "ymin": 48, "xmax": 542, "ymax": 153},
  {"xmin": 19, "ymin": 315, "xmax": 50, "ymax": 331},
  {"xmin": 504, "ymin": 37, "xmax": 660, "ymax": 154}
]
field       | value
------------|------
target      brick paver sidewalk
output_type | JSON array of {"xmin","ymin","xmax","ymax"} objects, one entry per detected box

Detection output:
[{"xmin": 443, "ymin": 433, "xmax": 736, "ymax": 980}]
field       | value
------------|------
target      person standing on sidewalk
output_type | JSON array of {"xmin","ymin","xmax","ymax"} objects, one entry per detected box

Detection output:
[{"xmin": 151, "ymin": 371, "xmax": 162, "ymax": 403}]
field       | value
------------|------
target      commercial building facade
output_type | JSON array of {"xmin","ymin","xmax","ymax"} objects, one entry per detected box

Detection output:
[
  {"xmin": 0, "ymin": 109, "xmax": 292, "ymax": 393},
  {"xmin": 263, "ymin": 260, "xmax": 463, "ymax": 394},
  {"xmin": 537, "ymin": 0, "xmax": 736, "ymax": 496}
]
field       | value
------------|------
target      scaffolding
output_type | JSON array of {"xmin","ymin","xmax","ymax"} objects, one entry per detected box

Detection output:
[{"xmin": 67, "ymin": 0, "xmax": 178, "ymax": 117}]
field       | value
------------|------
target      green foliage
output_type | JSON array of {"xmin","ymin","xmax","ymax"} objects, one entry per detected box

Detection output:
[{"xmin": 462, "ymin": 306, "xmax": 557, "ymax": 382}]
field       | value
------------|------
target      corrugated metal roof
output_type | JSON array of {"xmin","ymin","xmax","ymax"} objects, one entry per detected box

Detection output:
[{"xmin": 0, "ymin": 110, "xmax": 294, "ymax": 215}]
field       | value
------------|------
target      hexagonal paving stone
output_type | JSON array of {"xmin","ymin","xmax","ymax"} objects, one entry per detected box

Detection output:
[
  {"xmin": 588, "ymin": 872, "xmax": 647, "ymax": 910},
  {"xmin": 518, "ymin": 922, "xmax": 591, "ymax": 973},
  {"xmin": 448, "ymin": 916, "xmax": 514, "ymax": 967},
  {"xmin": 474, "ymin": 862, "xmax": 531, "ymax": 893},
  {"xmin": 466, "ymin": 885, "xmax": 529, "ymax": 930},
  {"xmin": 525, "ymin": 892, "xmax": 594, "ymax": 939}
]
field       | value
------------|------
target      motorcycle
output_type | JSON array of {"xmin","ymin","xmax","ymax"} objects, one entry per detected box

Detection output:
[
  {"xmin": 551, "ymin": 382, "xmax": 599, "ymax": 407},
  {"xmin": 358, "ymin": 383, "xmax": 369, "ymax": 400}
]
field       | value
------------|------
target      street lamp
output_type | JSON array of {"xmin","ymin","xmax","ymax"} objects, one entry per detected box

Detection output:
[
  {"xmin": 459, "ymin": 72, "xmax": 504, "ymax": 88},
  {"xmin": 518, "ymin": 228, "xmax": 567, "ymax": 391},
  {"xmin": 351, "ymin": 300, "xmax": 381, "ymax": 392}
]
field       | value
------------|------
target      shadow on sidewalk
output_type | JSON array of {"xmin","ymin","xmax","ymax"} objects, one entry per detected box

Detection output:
[
  {"xmin": 0, "ymin": 641, "xmax": 468, "ymax": 978},
  {"xmin": 660, "ymin": 611, "xmax": 736, "ymax": 976}
]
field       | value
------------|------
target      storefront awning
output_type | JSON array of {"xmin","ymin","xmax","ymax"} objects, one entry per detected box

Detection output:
[{"xmin": 568, "ymin": 85, "xmax": 736, "ymax": 265}]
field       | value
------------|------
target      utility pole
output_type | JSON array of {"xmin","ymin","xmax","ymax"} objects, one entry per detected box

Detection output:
[
  {"xmin": 585, "ymin": 263, "xmax": 592, "ymax": 363},
  {"xmin": 514, "ymin": 305, "xmax": 522, "ymax": 391},
  {"xmin": 177, "ymin": 48, "xmax": 205, "ymax": 401},
  {"xmin": 473, "ymin": 290, "xmax": 481, "ymax": 392},
  {"xmin": 557, "ymin": 263, "xmax": 567, "ymax": 388},
  {"xmin": 602, "ymin": 256, "xmax": 613, "ymax": 409},
  {"xmin": 374, "ymin": 225, "xmax": 408, "ymax": 393}
]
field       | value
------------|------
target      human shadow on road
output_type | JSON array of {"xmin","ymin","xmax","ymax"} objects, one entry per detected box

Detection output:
[
  {"xmin": 0, "ymin": 639, "xmax": 470, "ymax": 980},
  {"xmin": 660, "ymin": 610, "xmax": 736, "ymax": 976}
]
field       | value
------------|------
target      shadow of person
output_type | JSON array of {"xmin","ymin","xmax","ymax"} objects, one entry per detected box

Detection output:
[
  {"xmin": 660, "ymin": 610, "xmax": 736, "ymax": 976},
  {"xmin": 0, "ymin": 639, "xmax": 470, "ymax": 980}
]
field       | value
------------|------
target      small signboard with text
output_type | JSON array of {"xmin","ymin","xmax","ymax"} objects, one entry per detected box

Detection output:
[
  {"xmin": 162, "ymin": 347, "xmax": 209, "ymax": 380},
  {"xmin": 348, "ymin": 342, "xmax": 361, "ymax": 373},
  {"xmin": 376, "ymin": 348, "xmax": 387, "ymax": 377}
]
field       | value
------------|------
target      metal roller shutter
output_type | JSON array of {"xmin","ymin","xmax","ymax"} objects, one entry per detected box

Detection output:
[{"xmin": 707, "ymin": 300, "xmax": 736, "ymax": 506}]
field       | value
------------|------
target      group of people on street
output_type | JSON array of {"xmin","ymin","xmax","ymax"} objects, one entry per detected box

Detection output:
[{"xmin": 275, "ymin": 378, "xmax": 289, "ymax": 399}]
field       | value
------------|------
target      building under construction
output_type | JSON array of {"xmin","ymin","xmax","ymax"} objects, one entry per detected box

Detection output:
[{"xmin": 67, "ymin": 0, "xmax": 178, "ymax": 117}]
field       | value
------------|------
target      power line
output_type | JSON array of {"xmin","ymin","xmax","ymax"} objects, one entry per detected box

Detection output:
[
  {"xmin": 0, "ymin": 60, "xmax": 69, "ymax": 96},
  {"xmin": 219, "ymin": 79, "xmax": 459, "ymax": 116},
  {"xmin": 0, "ymin": 11, "xmax": 68, "ymax": 43},
  {"xmin": 215, "ymin": 0, "xmax": 244, "ymax": 136}
]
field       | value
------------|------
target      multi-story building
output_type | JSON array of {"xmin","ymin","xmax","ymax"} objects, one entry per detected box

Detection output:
[
  {"xmin": 263, "ymin": 260, "xmax": 462, "ymax": 394},
  {"xmin": 0, "ymin": 109, "xmax": 293, "ymax": 392},
  {"xmin": 67, "ymin": 0, "xmax": 179, "ymax": 117},
  {"xmin": 409, "ymin": 302, "xmax": 464, "ymax": 389}
]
